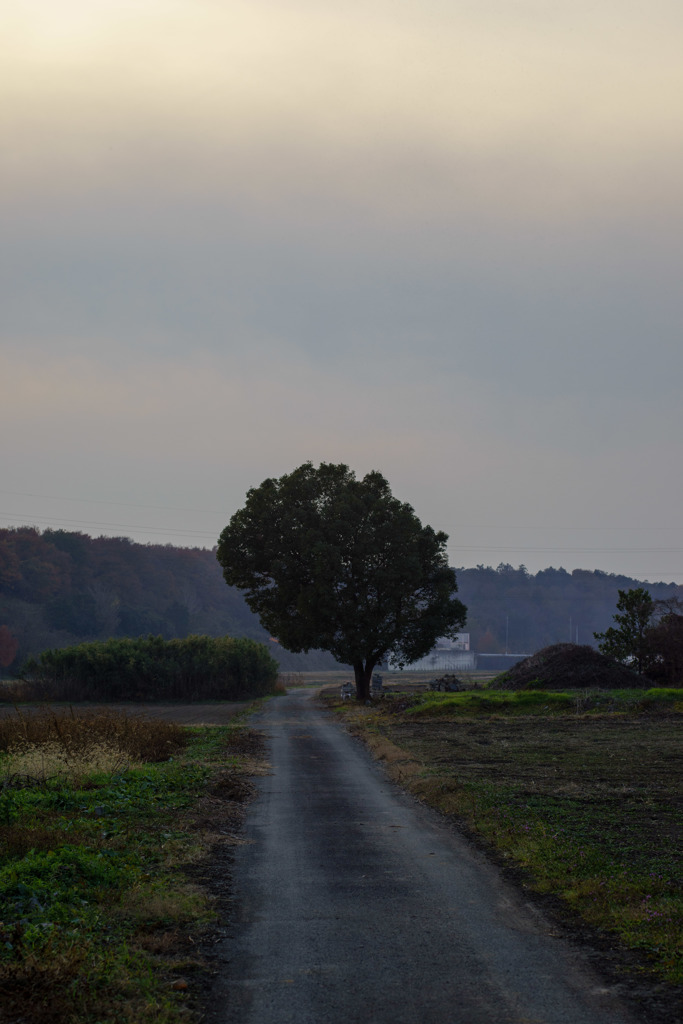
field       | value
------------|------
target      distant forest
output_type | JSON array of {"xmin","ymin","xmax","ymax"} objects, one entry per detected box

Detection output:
[
  {"xmin": 0, "ymin": 527, "xmax": 681, "ymax": 675},
  {"xmin": 0, "ymin": 528, "xmax": 337, "ymax": 675},
  {"xmin": 456, "ymin": 563, "xmax": 682, "ymax": 655}
]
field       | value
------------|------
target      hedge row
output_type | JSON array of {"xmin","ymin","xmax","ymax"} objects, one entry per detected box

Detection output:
[{"xmin": 19, "ymin": 634, "xmax": 279, "ymax": 701}]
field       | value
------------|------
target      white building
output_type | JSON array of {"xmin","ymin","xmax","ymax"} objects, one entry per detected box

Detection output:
[{"xmin": 387, "ymin": 634, "xmax": 477, "ymax": 672}]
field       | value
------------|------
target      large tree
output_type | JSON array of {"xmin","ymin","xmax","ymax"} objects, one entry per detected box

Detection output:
[{"xmin": 216, "ymin": 462, "xmax": 467, "ymax": 699}]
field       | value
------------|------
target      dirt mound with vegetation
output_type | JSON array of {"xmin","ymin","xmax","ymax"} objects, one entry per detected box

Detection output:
[{"xmin": 491, "ymin": 643, "xmax": 647, "ymax": 690}]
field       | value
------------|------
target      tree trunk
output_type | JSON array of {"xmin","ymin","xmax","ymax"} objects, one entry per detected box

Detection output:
[{"xmin": 353, "ymin": 660, "xmax": 375, "ymax": 701}]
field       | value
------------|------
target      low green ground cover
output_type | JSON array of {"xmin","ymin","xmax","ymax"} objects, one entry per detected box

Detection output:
[
  {"xmin": 397, "ymin": 687, "xmax": 683, "ymax": 717},
  {"xmin": 0, "ymin": 709, "xmax": 257, "ymax": 1023},
  {"xmin": 339, "ymin": 691, "xmax": 682, "ymax": 986}
]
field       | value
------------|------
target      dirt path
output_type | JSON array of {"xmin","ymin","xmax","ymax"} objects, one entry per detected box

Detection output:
[{"xmin": 206, "ymin": 689, "xmax": 637, "ymax": 1024}]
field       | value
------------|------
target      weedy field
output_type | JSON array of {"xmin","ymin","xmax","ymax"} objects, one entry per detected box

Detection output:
[
  {"xmin": 331, "ymin": 688, "xmax": 683, "ymax": 989},
  {"xmin": 0, "ymin": 707, "xmax": 265, "ymax": 1024}
]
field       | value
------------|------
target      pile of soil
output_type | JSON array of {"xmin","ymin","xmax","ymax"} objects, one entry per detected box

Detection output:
[{"xmin": 491, "ymin": 643, "xmax": 648, "ymax": 690}]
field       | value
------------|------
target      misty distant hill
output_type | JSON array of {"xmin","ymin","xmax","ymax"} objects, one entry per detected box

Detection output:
[
  {"xmin": 0, "ymin": 528, "xmax": 338, "ymax": 673},
  {"xmin": 455, "ymin": 563, "xmax": 682, "ymax": 655},
  {"xmin": 0, "ymin": 528, "xmax": 680, "ymax": 676}
]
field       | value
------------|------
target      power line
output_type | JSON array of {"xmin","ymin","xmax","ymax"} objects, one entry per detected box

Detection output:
[
  {"xmin": 2, "ymin": 489, "xmax": 682, "ymax": 533},
  {"xmin": 446, "ymin": 544, "xmax": 683, "ymax": 554},
  {"xmin": 0, "ymin": 511, "xmax": 218, "ymax": 540},
  {"xmin": 0, "ymin": 514, "xmax": 681, "ymax": 579},
  {"xmin": 0, "ymin": 489, "xmax": 226, "ymax": 517},
  {"xmin": 2, "ymin": 511, "xmax": 682, "ymax": 555},
  {"xmin": 444, "ymin": 525, "xmax": 683, "ymax": 532}
]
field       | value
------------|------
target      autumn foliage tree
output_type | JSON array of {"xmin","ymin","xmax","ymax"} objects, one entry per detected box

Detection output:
[
  {"xmin": 0, "ymin": 626, "xmax": 18, "ymax": 669},
  {"xmin": 476, "ymin": 628, "xmax": 500, "ymax": 654},
  {"xmin": 646, "ymin": 600, "xmax": 683, "ymax": 685}
]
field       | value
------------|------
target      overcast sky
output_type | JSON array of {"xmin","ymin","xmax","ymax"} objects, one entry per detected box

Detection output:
[{"xmin": 2, "ymin": 1, "xmax": 683, "ymax": 583}]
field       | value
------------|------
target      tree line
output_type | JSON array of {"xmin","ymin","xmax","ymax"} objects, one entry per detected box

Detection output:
[
  {"xmin": 0, "ymin": 527, "xmax": 337, "ymax": 674},
  {"xmin": 1, "ymin": 525, "xmax": 681, "ymax": 676},
  {"xmin": 456, "ymin": 563, "xmax": 682, "ymax": 655}
]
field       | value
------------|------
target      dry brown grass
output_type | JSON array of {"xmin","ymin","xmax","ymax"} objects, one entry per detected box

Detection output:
[
  {"xmin": 273, "ymin": 676, "xmax": 292, "ymax": 693},
  {"xmin": 222, "ymin": 726, "xmax": 266, "ymax": 757},
  {"xmin": 0, "ymin": 707, "xmax": 187, "ymax": 762},
  {"xmin": 0, "ymin": 950, "xmax": 89, "ymax": 1024},
  {"xmin": 119, "ymin": 885, "xmax": 209, "ymax": 927},
  {"xmin": 350, "ymin": 724, "xmax": 425, "ymax": 786},
  {"xmin": 2, "ymin": 739, "xmax": 141, "ymax": 786},
  {"xmin": 0, "ymin": 823, "xmax": 90, "ymax": 857}
]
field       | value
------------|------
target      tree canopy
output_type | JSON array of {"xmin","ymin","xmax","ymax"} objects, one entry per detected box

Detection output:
[
  {"xmin": 645, "ymin": 602, "xmax": 683, "ymax": 685},
  {"xmin": 216, "ymin": 462, "xmax": 467, "ymax": 699},
  {"xmin": 594, "ymin": 588, "xmax": 683, "ymax": 683},
  {"xmin": 594, "ymin": 587, "xmax": 654, "ymax": 674}
]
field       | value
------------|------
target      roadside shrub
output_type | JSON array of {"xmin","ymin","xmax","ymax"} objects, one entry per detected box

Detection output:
[{"xmin": 18, "ymin": 634, "xmax": 278, "ymax": 702}]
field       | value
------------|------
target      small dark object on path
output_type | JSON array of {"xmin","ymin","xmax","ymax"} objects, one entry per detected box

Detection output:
[
  {"xmin": 491, "ymin": 643, "xmax": 648, "ymax": 690},
  {"xmin": 429, "ymin": 674, "xmax": 465, "ymax": 692}
]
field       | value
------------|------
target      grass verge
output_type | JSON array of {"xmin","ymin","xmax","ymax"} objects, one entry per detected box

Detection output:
[
  {"xmin": 0, "ymin": 708, "xmax": 267, "ymax": 1023},
  {"xmin": 330, "ymin": 689, "xmax": 682, "ymax": 988}
]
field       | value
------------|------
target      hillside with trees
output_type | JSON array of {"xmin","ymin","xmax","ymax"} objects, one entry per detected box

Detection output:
[
  {"xmin": 446, "ymin": 563, "xmax": 682, "ymax": 656},
  {"xmin": 1, "ymin": 528, "xmax": 681, "ymax": 675},
  {"xmin": 0, "ymin": 527, "xmax": 337, "ymax": 674}
]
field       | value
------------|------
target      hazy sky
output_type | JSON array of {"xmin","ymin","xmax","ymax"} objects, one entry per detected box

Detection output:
[{"xmin": 2, "ymin": 1, "xmax": 683, "ymax": 582}]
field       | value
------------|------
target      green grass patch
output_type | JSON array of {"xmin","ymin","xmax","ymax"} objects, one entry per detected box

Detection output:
[
  {"xmin": 398, "ymin": 687, "xmax": 683, "ymax": 718},
  {"xmin": 0, "ymin": 711, "xmax": 257, "ymax": 1023},
  {"xmin": 406, "ymin": 690, "xmax": 575, "ymax": 716}
]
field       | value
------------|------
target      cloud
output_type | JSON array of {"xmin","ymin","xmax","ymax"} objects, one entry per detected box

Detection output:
[
  {"xmin": 3, "ymin": 181, "xmax": 682, "ymax": 416},
  {"xmin": 0, "ymin": 345, "xmax": 469, "ymax": 461},
  {"xmin": 2, "ymin": 342, "xmax": 682, "ymax": 577},
  {"xmin": 2, "ymin": 2, "xmax": 682, "ymax": 579},
  {"xmin": 4, "ymin": 1, "xmax": 683, "ymax": 224}
]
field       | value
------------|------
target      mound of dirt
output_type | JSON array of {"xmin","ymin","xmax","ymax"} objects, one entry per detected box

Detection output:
[{"xmin": 490, "ymin": 643, "xmax": 648, "ymax": 690}]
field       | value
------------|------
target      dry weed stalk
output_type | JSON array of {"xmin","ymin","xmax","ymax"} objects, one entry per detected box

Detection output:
[
  {"xmin": 2, "ymin": 740, "xmax": 139, "ymax": 786},
  {"xmin": 0, "ymin": 707, "xmax": 186, "ymax": 762}
]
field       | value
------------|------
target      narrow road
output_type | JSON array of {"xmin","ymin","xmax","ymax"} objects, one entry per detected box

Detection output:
[{"xmin": 211, "ymin": 689, "xmax": 636, "ymax": 1024}]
